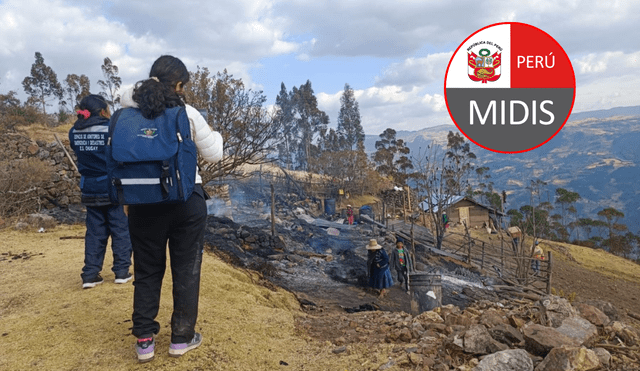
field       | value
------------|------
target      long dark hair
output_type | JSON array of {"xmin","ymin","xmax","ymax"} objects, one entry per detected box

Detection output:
[
  {"xmin": 132, "ymin": 55, "xmax": 189, "ymax": 119},
  {"xmin": 76, "ymin": 94, "xmax": 108, "ymax": 120}
]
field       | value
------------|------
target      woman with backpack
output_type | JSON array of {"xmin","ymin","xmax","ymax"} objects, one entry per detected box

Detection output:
[
  {"xmin": 68, "ymin": 94, "xmax": 132, "ymax": 289},
  {"xmin": 118, "ymin": 55, "xmax": 223, "ymax": 363}
]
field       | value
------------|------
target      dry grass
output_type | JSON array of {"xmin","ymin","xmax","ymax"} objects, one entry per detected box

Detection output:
[
  {"xmin": 0, "ymin": 225, "xmax": 383, "ymax": 371},
  {"xmin": 18, "ymin": 122, "xmax": 74, "ymax": 143},
  {"xmin": 551, "ymin": 240, "xmax": 640, "ymax": 285},
  {"xmin": 443, "ymin": 225, "xmax": 640, "ymax": 286}
]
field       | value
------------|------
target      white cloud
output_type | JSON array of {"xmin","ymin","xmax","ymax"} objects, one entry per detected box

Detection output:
[
  {"xmin": 318, "ymin": 85, "xmax": 451, "ymax": 135},
  {"xmin": 374, "ymin": 52, "xmax": 453, "ymax": 90}
]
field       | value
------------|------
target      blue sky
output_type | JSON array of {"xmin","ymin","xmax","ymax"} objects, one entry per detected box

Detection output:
[{"xmin": 1, "ymin": 0, "xmax": 640, "ymax": 135}]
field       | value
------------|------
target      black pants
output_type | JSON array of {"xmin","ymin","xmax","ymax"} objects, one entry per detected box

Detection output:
[
  {"xmin": 397, "ymin": 266, "xmax": 409, "ymax": 291},
  {"xmin": 128, "ymin": 187, "xmax": 206, "ymax": 343}
]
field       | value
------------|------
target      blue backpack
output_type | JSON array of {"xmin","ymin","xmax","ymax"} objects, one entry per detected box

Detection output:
[{"xmin": 106, "ymin": 106, "xmax": 198, "ymax": 205}]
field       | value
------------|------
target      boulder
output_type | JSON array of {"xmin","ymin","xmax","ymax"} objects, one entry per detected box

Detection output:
[
  {"xmin": 463, "ymin": 325, "xmax": 509, "ymax": 355},
  {"xmin": 591, "ymin": 348, "xmax": 611, "ymax": 367},
  {"xmin": 414, "ymin": 310, "xmax": 444, "ymax": 324},
  {"xmin": 534, "ymin": 346, "xmax": 600, "ymax": 371},
  {"xmin": 555, "ymin": 317, "xmax": 598, "ymax": 347},
  {"xmin": 489, "ymin": 324, "xmax": 525, "ymax": 347},
  {"xmin": 479, "ymin": 308, "xmax": 508, "ymax": 328},
  {"xmin": 523, "ymin": 324, "xmax": 580, "ymax": 356},
  {"xmin": 574, "ymin": 303, "xmax": 609, "ymax": 326},
  {"xmin": 539, "ymin": 296, "xmax": 577, "ymax": 327},
  {"xmin": 472, "ymin": 349, "xmax": 534, "ymax": 371},
  {"xmin": 27, "ymin": 213, "xmax": 57, "ymax": 229}
]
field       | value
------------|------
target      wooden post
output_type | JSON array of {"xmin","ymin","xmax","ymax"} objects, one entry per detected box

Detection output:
[
  {"xmin": 546, "ymin": 251, "xmax": 553, "ymax": 294},
  {"xmin": 501, "ymin": 238, "xmax": 505, "ymax": 272},
  {"xmin": 320, "ymin": 198, "xmax": 325, "ymax": 215},
  {"xmin": 402, "ymin": 190, "xmax": 407, "ymax": 223},
  {"xmin": 54, "ymin": 133, "xmax": 79, "ymax": 173},
  {"xmin": 481, "ymin": 242, "xmax": 485, "ymax": 270},
  {"xmin": 259, "ymin": 164, "xmax": 263, "ymax": 196},
  {"xmin": 405, "ymin": 186, "xmax": 411, "ymax": 214},
  {"xmin": 271, "ymin": 184, "xmax": 276, "ymax": 237},
  {"xmin": 466, "ymin": 224, "xmax": 472, "ymax": 264}
]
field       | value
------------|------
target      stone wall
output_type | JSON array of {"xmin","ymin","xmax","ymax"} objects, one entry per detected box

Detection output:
[{"xmin": 1, "ymin": 132, "xmax": 81, "ymax": 207}]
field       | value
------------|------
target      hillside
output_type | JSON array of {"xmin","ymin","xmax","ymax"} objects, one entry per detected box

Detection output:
[
  {"xmin": 365, "ymin": 106, "xmax": 640, "ymax": 236},
  {"xmin": 2, "ymin": 220, "xmax": 640, "ymax": 370}
]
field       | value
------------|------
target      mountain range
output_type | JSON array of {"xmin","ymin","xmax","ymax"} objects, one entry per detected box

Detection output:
[{"xmin": 364, "ymin": 106, "xmax": 640, "ymax": 236}]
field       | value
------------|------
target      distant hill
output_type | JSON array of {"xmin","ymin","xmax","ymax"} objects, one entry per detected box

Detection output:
[{"xmin": 365, "ymin": 106, "xmax": 640, "ymax": 236}]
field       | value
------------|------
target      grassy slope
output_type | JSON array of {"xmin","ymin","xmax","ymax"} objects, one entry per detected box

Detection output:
[{"xmin": 0, "ymin": 225, "xmax": 387, "ymax": 371}]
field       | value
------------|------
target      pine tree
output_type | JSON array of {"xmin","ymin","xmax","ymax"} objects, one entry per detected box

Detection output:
[
  {"xmin": 22, "ymin": 52, "xmax": 63, "ymax": 114},
  {"xmin": 97, "ymin": 57, "xmax": 122, "ymax": 110},
  {"xmin": 337, "ymin": 83, "xmax": 364, "ymax": 151}
]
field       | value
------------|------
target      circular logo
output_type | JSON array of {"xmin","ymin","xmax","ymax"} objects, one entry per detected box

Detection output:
[{"xmin": 444, "ymin": 22, "xmax": 575, "ymax": 153}]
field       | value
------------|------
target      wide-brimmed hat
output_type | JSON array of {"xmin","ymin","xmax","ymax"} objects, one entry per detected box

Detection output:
[{"xmin": 366, "ymin": 239, "xmax": 382, "ymax": 250}]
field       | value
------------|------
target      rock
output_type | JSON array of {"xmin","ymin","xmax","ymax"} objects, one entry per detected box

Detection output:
[
  {"xmin": 332, "ymin": 346, "xmax": 347, "ymax": 354},
  {"xmin": 556, "ymin": 317, "xmax": 598, "ymax": 347},
  {"xmin": 463, "ymin": 325, "xmax": 509, "ymax": 355},
  {"xmin": 509, "ymin": 315, "xmax": 526, "ymax": 329},
  {"xmin": 414, "ymin": 310, "xmax": 444, "ymax": 324},
  {"xmin": 591, "ymin": 348, "xmax": 611, "ymax": 367},
  {"xmin": 398, "ymin": 328, "xmax": 413, "ymax": 342},
  {"xmin": 425, "ymin": 323, "xmax": 447, "ymax": 333},
  {"xmin": 408, "ymin": 352, "xmax": 423, "ymax": 365},
  {"xmin": 574, "ymin": 303, "xmax": 609, "ymax": 326},
  {"xmin": 378, "ymin": 359, "xmax": 395, "ymax": 370},
  {"xmin": 27, "ymin": 213, "xmax": 57, "ymax": 229},
  {"xmin": 489, "ymin": 324, "xmax": 525, "ymax": 347},
  {"xmin": 14, "ymin": 221, "xmax": 29, "ymax": 230},
  {"xmin": 445, "ymin": 313, "xmax": 475, "ymax": 327},
  {"xmin": 472, "ymin": 349, "xmax": 534, "ymax": 371},
  {"xmin": 539, "ymin": 296, "xmax": 577, "ymax": 327},
  {"xmin": 534, "ymin": 346, "xmax": 600, "ymax": 371},
  {"xmin": 583, "ymin": 300, "xmax": 619, "ymax": 321},
  {"xmin": 28, "ymin": 143, "xmax": 39, "ymax": 155},
  {"xmin": 479, "ymin": 308, "xmax": 508, "ymax": 328},
  {"xmin": 523, "ymin": 324, "xmax": 580, "ymax": 356}
]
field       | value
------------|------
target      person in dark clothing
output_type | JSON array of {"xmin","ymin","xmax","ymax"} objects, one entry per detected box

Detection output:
[
  {"xmin": 68, "ymin": 94, "xmax": 132, "ymax": 289},
  {"xmin": 120, "ymin": 55, "xmax": 223, "ymax": 363},
  {"xmin": 389, "ymin": 239, "xmax": 412, "ymax": 293},
  {"xmin": 366, "ymin": 239, "xmax": 393, "ymax": 298}
]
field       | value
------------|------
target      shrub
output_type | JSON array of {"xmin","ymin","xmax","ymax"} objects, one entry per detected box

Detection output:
[{"xmin": 0, "ymin": 158, "xmax": 54, "ymax": 218}]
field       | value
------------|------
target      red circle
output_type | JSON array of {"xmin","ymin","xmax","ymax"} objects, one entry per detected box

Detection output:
[{"xmin": 444, "ymin": 22, "xmax": 576, "ymax": 154}]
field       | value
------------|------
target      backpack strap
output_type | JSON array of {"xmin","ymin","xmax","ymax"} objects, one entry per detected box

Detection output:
[{"xmin": 108, "ymin": 108, "xmax": 125, "ymax": 142}]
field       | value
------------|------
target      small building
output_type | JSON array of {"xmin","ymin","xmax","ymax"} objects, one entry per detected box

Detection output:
[{"xmin": 419, "ymin": 195, "xmax": 505, "ymax": 228}]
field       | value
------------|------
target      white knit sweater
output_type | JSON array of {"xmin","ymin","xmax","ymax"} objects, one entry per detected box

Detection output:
[{"xmin": 119, "ymin": 88, "xmax": 223, "ymax": 184}]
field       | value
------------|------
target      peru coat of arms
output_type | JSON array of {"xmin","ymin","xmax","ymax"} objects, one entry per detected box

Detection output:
[{"xmin": 468, "ymin": 47, "xmax": 501, "ymax": 83}]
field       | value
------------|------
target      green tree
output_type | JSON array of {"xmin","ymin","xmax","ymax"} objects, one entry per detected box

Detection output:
[
  {"xmin": 290, "ymin": 80, "xmax": 329, "ymax": 170},
  {"xmin": 597, "ymin": 207, "xmax": 630, "ymax": 256},
  {"xmin": 273, "ymin": 83, "xmax": 297, "ymax": 169},
  {"xmin": 555, "ymin": 188, "xmax": 581, "ymax": 239},
  {"xmin": 63, "ymin": 74, "xmax": 90, "ymax": 111},
  {"xmin": 372, "ymin": 128, "xmax": 412, "ymax": 183},
  {"xmin": 22, "ymin": 52, "xmax": 63, "ymax": 114},
  {"xmin": 97, "ymin": 57, "xmax": 122, "ymax": 110},
  {"xmin": 336, "ymin": 83, "xmax": 364, "ymax": 151}
]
